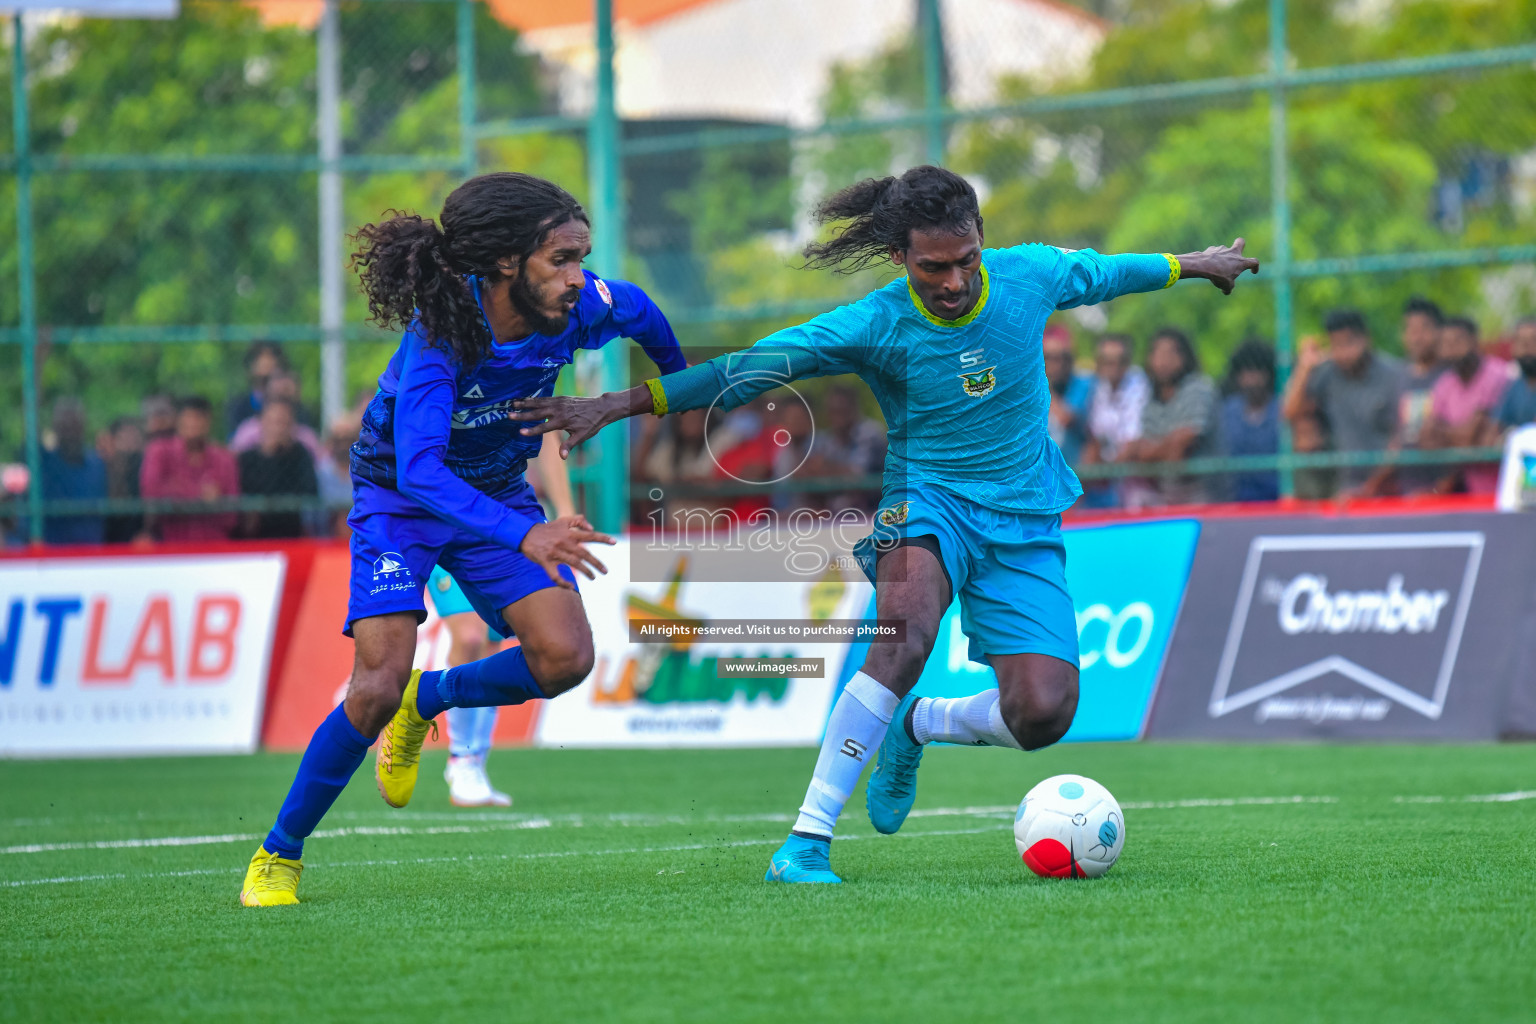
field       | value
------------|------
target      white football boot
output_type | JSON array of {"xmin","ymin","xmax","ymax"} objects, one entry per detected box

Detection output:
[{"xmin": 445, "ymin": 755, "xmax": 512, "ymax": 808}]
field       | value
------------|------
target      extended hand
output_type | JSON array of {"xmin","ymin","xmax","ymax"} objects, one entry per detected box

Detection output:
[
  {"xmin": 1181, "ymin": 237, "xmax": 1261, "ymax": 295},
  {"xmin": 519, "ymin": 514, "xmax": 615, "ymax": 588},
  {"xmin": 511, "ymin": 395, "xmax": 615, "ymax": 458}
]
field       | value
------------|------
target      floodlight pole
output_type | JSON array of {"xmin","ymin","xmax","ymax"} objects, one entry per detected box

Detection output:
[
  {"xmin": 587, "ymin": 0, "xmax": 626, "ymax": 534},
  {"xmin": 318, "ymin": 0, "xmax": 346, "ymax": 429},
  {"xmin": 918, "ymin": 0, "xmax": 946, "ymax": 166},
  {"xmin": 12, "ymin": 13, "xmax": 42, "ymax": 544},
  {"xmin": 1269, "ymin": 0, "xmax": 1295, "ymax": 498}
]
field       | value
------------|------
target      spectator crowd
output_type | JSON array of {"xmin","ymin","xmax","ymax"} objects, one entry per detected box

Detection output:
[
  {"xmin": 1048, "ymin": 300, "xmax": 1536, "ymax": 508},
  {"xmin": 9, "ymin": 302, "xmax": 1536, "ymax": 546},
  {"xmin": 627, "ymin": 298, "xmax": 1536, "ymax": 521},
  {"xmin": 6, "ymin": 341, "xmax": 362, "ymax": 546}
]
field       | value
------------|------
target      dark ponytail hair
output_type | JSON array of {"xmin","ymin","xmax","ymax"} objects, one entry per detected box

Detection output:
[
  {"xmin": 351, "ymin": 172, "xmax": 588, "ymax": 366},
  {"xmin": 802, "ymin": 165, "xmax": 982, "ymax": 273}
]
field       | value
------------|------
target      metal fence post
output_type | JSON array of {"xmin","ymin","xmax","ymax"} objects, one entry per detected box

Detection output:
[
  {"xmin": 918, "ymin": 0, "xmax": 946, "ymax": 166},
  {"xmin": 317, "ymin": 0, "xmax": 346, "ymax": 429},
  {"xmin": 458, "ymin": 0, "xmax": 477, "ymax": 177},
  {"xmin": 12, "ymin": 14, "xmax": 41, "ymax": 543},
  {"xmin": 587, "ymin": 0, "xmax": 626, "ymax": 534},
  {"xmin": 1269, "ymin": 0, "xmax": 1296, "ymax": 498}
]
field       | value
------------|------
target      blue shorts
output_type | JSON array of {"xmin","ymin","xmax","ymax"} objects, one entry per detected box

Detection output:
[
  {"xmin": 346, "ymin": 482, "xmax": 574, "ymax": 638},
  {"xmin": 853, "ymin": 483, "xmax": 1079, "ymax": 669}
]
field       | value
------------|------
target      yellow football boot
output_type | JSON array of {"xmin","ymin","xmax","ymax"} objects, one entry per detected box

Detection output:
[
  {"xmin": 240, "ymin": 846, "xmax": 302, "ymax": 907},
  {"xmin": 375, "ymin": 668, "xmax": 437, "ymax": 808}
]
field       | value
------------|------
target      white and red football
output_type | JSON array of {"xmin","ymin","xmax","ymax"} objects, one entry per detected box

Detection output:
[{"xmin": 1014, "ymin": 773, "xmax": 1125, "ymax": 879}]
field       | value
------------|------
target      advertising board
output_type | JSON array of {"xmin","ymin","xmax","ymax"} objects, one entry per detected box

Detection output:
[
  {"xmin": 0, "ymin": 553, "xmax": 286, "ymax": 756},
  {"xmin": 535, "ymin": 540, "xmax": 873, "ymax": 748},
  {"xmin": 1146, "ymin": 513, "xmax": 1536, "ymax": 739}
]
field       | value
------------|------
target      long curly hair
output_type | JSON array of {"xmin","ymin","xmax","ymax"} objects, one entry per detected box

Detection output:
[
  {"xmin": 802, "ymin": 165, "xmax": 982, "ymax": 273},
  {"xmin": 351, "ymin": 172, "xmax": 588, "ymax": 366}
]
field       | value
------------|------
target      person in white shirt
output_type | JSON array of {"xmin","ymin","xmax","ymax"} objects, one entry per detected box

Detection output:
[{"xmin": 1082, "ymin": 332, "xmax": 1148, "ymax": 507}]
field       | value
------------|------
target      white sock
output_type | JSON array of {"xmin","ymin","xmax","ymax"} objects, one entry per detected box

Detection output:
[
  {"xmin": 792, "ymin": 672, "xmax": 898, "ymax": 839},
  {"xmin": 910, "ymin": 689, "xmax": 1022, "ymax": 750}
]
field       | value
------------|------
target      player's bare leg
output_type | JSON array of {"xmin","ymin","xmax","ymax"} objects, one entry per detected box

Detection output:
[
  {"xmin": 391, "ymin": 585, "xmax": 593, "ymax": 808},
  {"xmin": 869, "ymin": 648, "xmax": 1079, "ymax": 841},
  {"xmin": 431, "ymin": 588, "xmax": 592, "ymax": 805},
  {"xmin": 859, "ymin": 543, "xmax": 951, "ymax": 699},
  {"xmin": 349, "ymin": 613, "xmax": 426, "ymax": 734},
  {"xmin": 767, "ymin": 542, "xmax": 948, "ymax": 882},
  {"xmin": 991, "ymin": 654, "xmax": 1078, "ymax": 751},
  {"xmin": 497, "ymin": 586, "xmax": 595, "ymax": 697}
]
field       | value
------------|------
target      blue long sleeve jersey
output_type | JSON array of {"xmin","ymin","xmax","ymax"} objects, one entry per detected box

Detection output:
[
  {"xmin": 654, "ymin": 245, "xmax": 1178, "ymax": 514},
  {"xmin": 352, "ymin": 271, "xmax": 685, "ymax": 550}
]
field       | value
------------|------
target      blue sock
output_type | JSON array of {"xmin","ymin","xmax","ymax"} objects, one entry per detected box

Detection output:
[
  {"xmin": 264, "ymin": 703, "xmax": 373, "ymax": 860},
  {"xmin": 415, "ymin": 646, "xmax": 547, "ymax": 720}
]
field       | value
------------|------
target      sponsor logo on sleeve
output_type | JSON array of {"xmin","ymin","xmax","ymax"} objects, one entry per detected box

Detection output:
[{"xmin": 594, "ymin": 278, "xmax": 613, "ymax": 305}]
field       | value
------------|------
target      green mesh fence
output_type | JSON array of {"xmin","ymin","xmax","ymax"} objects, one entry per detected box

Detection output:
[{"xmin": 3, "ymin": 0, "xmax": 1532, "ymax": 543}]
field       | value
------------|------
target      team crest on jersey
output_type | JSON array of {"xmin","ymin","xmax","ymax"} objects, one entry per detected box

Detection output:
[
  {"xmin": 594, "ymin": 278, "xmax": 613, "ymax": 305},
  {"xmin": 877, "ymin": 501, "xmax": 911, "ymax": 527},
  {"xmin": 958, "ymin": 366, "xmax": 997, "ymax": 397}
]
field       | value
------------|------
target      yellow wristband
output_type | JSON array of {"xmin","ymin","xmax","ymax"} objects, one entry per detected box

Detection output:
[
  {"xmin": 1161, "ymin": 253, "xmax": 1181, "ymax": 289},
  {"xmin": 645, "ymin": 377, "xmax": 668, "ymax": 416}
]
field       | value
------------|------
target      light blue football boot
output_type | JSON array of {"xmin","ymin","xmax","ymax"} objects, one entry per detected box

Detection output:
[
  {"xmin": 764, "ymin": 833, "xmax": 841, "ymax": 883},
  {"xmin": 866, "ymin": 693, "xmax": 924, "ymax": 835}
]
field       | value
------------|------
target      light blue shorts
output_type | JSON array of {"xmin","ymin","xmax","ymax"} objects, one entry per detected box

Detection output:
[
  {"xmin": 427, "ymin": 565, "xmax": 477, "ymax": 618},
  {"xmin": 853, "ymin": 483, "xmax": 1079, "ymax": 669}
]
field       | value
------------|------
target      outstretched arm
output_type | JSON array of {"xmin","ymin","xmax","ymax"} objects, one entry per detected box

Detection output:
[
  {"xmin": 1052, "ymin": 238, "xmax": 1260, "ymax": 309},
  {"xmin": 513, "ymin": 305, "xmax": 867, "ymax": 457}
]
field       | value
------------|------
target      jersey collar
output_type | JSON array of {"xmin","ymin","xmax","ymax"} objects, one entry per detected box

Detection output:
[{"xmin": 908, "ymin": 262, "xmax": 989, "ymax": 328}]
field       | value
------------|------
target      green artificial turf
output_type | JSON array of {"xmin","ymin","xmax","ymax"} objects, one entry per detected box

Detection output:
[{"xmin": 2, "ymin": 743, "xmax": 1534, "ymax": 1022}]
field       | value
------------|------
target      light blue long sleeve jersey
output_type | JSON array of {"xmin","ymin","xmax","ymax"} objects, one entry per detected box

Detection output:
[{"xmin": 655, "ymin": 244, "xmax": 1179, "ymax": 514}]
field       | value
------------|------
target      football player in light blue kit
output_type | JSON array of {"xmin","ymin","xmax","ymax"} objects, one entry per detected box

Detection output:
[{"xmin": 515, "ymin": 166, "xmax": 1258, "ymax": 883}]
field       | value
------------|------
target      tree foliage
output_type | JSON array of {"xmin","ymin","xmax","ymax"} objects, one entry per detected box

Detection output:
[
  {"xmin": 1, "ymin": 1, "xmax": 553, "ymax": 457},
  {"xmin": 954, "ymin": 0, "xmax": 1536, "ymax": 366}
]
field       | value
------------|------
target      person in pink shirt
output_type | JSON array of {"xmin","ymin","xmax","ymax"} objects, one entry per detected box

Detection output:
[
  {"xmin": 228, "ymin": 372, "xmax": 325, "ymax": 464},
  {"xmin": 138, "ymin": 395, "xmax": 240, "ymax": 542},
  {"xmin": 1422, "ymin": 315, "xmax": 1509, "ymax": 494}
]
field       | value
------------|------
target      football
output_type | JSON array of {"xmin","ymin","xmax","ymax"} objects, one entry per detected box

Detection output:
[{"xmin": 1014, "ymin": 774, "xmax": 1125, "ymax": 878}]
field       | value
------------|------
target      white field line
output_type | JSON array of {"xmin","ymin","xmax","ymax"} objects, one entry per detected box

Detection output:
[
  {"xmin": 2, "ymin": 790, "xmax": 1528, "ymax": 865},
  {"xmin": 0, "ymin": 819, "xmax": 556, "ymax": 856},
  {"xmin": 0, "ymin": 799, "xmax": 1330, "ymax": 855},
  {"xmin": 1394, "ymin": 790, "xmax": 1536, "ymax": 804},
  {"xmin": 0, "ymin": 825, "xmax": 1004, "ymax": 888}
]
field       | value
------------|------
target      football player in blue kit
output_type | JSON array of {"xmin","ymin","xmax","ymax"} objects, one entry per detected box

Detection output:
[
  {"xmin": 240, "ymin": 172, "xmax": 685, "ymax": 906},
  {"xmin": 513, "ymin": 166, "xmax": 1258, "ymax": 883}
]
